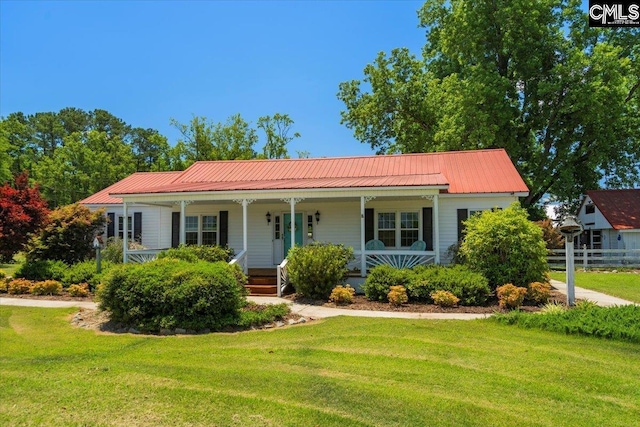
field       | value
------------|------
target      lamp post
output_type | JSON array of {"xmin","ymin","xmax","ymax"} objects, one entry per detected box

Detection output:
[{"xmin": 558, "ymin": 215, "xmax": 583, "ymax": 306}]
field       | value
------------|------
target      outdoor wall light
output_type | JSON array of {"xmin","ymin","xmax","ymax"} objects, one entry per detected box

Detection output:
[
  {"xmin": 315, "ymin": 210, "xmax": 320, "ymax": 223},
  {"xmin": 266, "ymin": 212, "xmax": 271, "ymax": 224}
]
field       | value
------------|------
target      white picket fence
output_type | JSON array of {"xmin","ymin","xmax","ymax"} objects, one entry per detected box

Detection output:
[{"xmin": 548, "ymin": 246, "xmax": 640, "ymax": 269}]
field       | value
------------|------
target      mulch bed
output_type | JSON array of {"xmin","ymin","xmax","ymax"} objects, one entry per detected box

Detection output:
[
  {"xmin": 285, "ymin": 288, "xmax": 567, "ymax": 314},
  {"xmin": 1, "ymin": 292, "xmax": 94, "ymax": 302}
]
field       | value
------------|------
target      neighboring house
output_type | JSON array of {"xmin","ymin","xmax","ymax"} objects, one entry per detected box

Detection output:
[
  {"xmin": 576, "ymin": 189, "xmax": 640, "ymax": 250},
  {"xmin": 80, "ymin": 149, "xmax": 528, "ymax": 285}
]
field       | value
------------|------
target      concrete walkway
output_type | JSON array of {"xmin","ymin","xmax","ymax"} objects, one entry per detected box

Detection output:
[
  {"xmin": 2, "ymin": 280, "xmax": 635, "ymax": 319},
  {"xmin": 549, "ymin": 279, "xmax": 637, "ymax": 307}
]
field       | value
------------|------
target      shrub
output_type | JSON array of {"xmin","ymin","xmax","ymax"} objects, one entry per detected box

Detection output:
[
  {"xmin": 157, "ymin": 244, "xmax": 234, "ymax": 263},
  {"xmin": 535, "ymin": 218, "xmax": 564, "ymax": 250},
  {"xmin": 14, "ymin": 259, "xmax": 67, "ymax": 281},
  {"xmin": 431, "ymin": 290, "xmax": 460, "ymax": 307},
  {"xmin": 363, "ymin": 265, "xmax": 412, "ymax": 302},
  {"xmin": 30, "ymin": 280, "xmax": 62, "ymax": 296},
  {"xmin": 541, "ymin": 301, "xmax": 566, "ymax": 315},
  {"xmin": 493, "ymin": 304, "xmax": 640, "ymax": 343},
  {"xmin": 98, "ymin": 259, "xmax": 246, "ymax": 332},
  {"xmin": 27, "ymin": 203, "xmax": 106, "ymax": 264},
  {"xmin": 527, "ymin": 281, "xmax": 551, "ymax": 304},
  {"xmin": 406, "ymin": 265, "xmax": 490, "ymax": 306},
  {"xmin": 101, "ymin": 237, "xmax": 124, "ymax": 263},
  {"xmin": 7, "ymin": 278, "xmax": 32, "ymax": 295},
  {"xmin": 62, "ymin": 260, "xmax": 112, "ymax": 289},
  {"xmin": 459, "ymin": 203, "xmax": 548, "ymax": 288},
  {"xmin": 237, "ymin": 302, "xmax": 290, "ymax": 328},
  {"xmin": 287, "ymin": 242, "xmax": 354, "ymax": 299},
  {"xmin": 329, "ymin": 285, "xmax": 356, "ymax": 305},
  {"xmin": 387, "ymin": 285, "xmax": 408, "ymax": 306},
  {"xmin": 0, "ymin": 279, "xmax": 7, "ymax": 293},
  {"xmin": 0, "ymin": 269, "xmax": 5, "ymax": 280},
  {"xmin": 68, "ymin": 283, "xmax": 90, "ymax": 297},
  {"xmin": 497, "ymin": 283, "xmax": 528, "ymax": 309}
]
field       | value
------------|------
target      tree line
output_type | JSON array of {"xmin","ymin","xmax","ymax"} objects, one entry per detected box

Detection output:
[{"xmin": 0, "ymin": 108, "xmax": 302, "ymax": 207}]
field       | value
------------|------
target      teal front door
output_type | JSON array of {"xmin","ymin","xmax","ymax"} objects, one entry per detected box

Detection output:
[{"xmin": 283, "ymin": 213, "xmax": 303, "ymax": 257}]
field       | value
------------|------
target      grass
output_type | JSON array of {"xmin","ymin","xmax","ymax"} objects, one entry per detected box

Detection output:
[
  {"xmin": 0, "ymin": 253, "xmax": 24, "ymax": 278},
  {"xmin": 1, "ymin": 307, "xmax": 639, "ymax": 426},
  {"xmin": 549, "ymin": 271, "xmax": 640, "ymax": 303}
]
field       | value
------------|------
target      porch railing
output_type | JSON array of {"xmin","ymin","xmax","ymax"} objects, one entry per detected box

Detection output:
[
  {"xmin": 126, "ymin": 249, "xmax": 164, "ymax": 264},
  {"xmin": 351, "ymin": 250, "xmax": 436, "ymax": 272},
  {"xmin": 229, "ymin": 249, "xmax": 248, "ymax": 274},
  {"xmin": 548, "ymin": 246, "xmax": 640, "ymax": 269},
  {"xmin": 277, "ymin": 258, "xmax": 289, "ymax": 297}
]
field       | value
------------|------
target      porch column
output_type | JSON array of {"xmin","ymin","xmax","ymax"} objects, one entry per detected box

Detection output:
[
  {"xmin": 433, "ymin": 193, "xmax": 440, "ymax": 264},
  {"xmin": 122, "ymin": 201, "xmax": 128, "ymax": 263},
  {"xmin": 360, "ymin": 196, "xmax": 366, "ymax": 277},
  {"xmin": 179, "ymin": 200, "xmax": 186, "ymax": 245},
  {"xmin": 290, "ymin": 198, "xmax": 296, "ymax": 248},
  {"xmin": 242, "ymin": 199, "xmax": 248, "ymax": 252}
]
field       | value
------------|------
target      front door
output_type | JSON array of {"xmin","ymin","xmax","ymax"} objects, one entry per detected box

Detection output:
[{"xmin": 283, "ymin": 213, "xmax": 303, "ymax": 258}]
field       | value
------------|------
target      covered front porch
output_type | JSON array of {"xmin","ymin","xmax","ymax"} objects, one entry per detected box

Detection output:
[{"xmin": 120, "ymin": 188, "xmax": 443, "ymax": 296}]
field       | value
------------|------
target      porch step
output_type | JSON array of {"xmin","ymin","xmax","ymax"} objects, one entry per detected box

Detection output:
[{"xmin": 246, "ymin": 269, "xmax": 278, "ymax": 295}]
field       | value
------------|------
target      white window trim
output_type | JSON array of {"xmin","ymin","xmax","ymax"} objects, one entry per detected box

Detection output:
[
  {"xmin": 185, "ymin": 214, "xmax": 219, "ymax": 245},
  {"xmin": 117, "ymin": 215, "xmax": 133, "ymax": 240},
  {"xmin": 375, "ymin": 210, "xmax": 422, "ymax": 249}
]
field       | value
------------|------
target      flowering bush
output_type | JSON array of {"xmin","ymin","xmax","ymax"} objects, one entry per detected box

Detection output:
[
  {"xmin": 430, "ymin": 290, "xmax": 460, "ymax": 307},
  {"xmin": 329, "ymin": 285, "xmax": 356, "ymax": 305},
  {"xmin": 387, "ymin": 285, "xmax": 408, "ymax": 306},
  {"xmin": 497, "ymin": 283, "xmax": 528, "ymax": 309},
  {"xmin": 30, "ymin": 280, "xmax": 62, "ymax": 296},
  {"xmin": 527, "ymin": 281, "xmax": 551, "ymax": 304},
  {"xmin": 8, "ymin": 278, "xmax": 32, "ymax": 295},
  {"xmin": 68, "ymin": 283, "xmax": 90, "ymax": 297}
]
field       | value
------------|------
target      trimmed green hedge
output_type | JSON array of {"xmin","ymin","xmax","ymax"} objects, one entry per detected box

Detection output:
[
  {"xmin": 62, "ymin": 260, "xmax": 113, "ymax": 289},
  {"xmin": 287, "ymin": 242, "xmax": 354, "ymax": 299},
  {"xmin": 363, "ymin": 265, "xmax": 412, "ymax": 302},
  {"xmin": 14, "ymin": 260, "xmax": 67, "ymax": 282},
  {"xmin": 407, "ymin": 265, "xmax": 490, "ymax": 306},
  {"xmin": 98, "ymin": 259, "xmax": 247, "ymax": 332},
  {"xmin": 157, "ymin": 244, "xmax": 234, "ymax": 263}
]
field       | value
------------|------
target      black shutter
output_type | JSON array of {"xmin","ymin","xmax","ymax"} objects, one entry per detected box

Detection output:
[
  {"xmin": 133, "ymin": 212, "xmax": 142, "ymax": 242},
  {"xmin": 171, "ymin": 212, "xmax": 180, "ymax": 248},
  {"xmin": 107, "ymin": 212, "xmax": 115, "ymax": 238},
  {"xmin": 219, "ymin": 211, "xmax": 228, "ymax": 246},
  {"xmin": 422, "ymin": 207, "xmax": 433, "ymax": 251},
  {"xmin": 365, "ymin": 208, "xmax": 374, "ymax": 242},
  {"xmin": 457, "ymin": 209, "xmax": 469, "ymax": 241}
]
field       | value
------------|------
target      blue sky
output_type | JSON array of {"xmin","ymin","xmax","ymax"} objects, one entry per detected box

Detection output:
[{"xmin": 1, "ymin": 0, "xmax": 427, "ymax": 158}]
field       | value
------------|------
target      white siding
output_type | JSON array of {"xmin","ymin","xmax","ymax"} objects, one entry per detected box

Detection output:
[
  {"xmin": 87, "ymin": 204, "xmax": 172, "ymax": 249},
  {"xmin": 578, "ymin": 195, "xmax": 613, "ymax": 231}
]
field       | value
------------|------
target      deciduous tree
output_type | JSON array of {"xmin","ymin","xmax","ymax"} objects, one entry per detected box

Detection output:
[
  {"xmin": 257, "ymin": 113, "xmax": 300, "ymax": 159},
  {"xmin": 0, "ymin": 172, "xmax": 50, "ymax": 262},
  {"xmin": 338, "ymin": 0, "xmax": 639, "ymax": 208}
]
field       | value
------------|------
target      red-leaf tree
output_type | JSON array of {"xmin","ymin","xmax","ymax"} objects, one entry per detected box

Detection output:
[{"xmin": 0, "ymin": 172, "xmax": 50, "ymax": 262}]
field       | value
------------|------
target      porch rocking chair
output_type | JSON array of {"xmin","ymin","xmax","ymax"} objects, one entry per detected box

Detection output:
[
  {"xmin": 409, "ymin": 240, "xmax": 427, "ymax": 251},
  {"xmin": 365, "ymin": 239, "xmax": 386, "ymax": 250}
]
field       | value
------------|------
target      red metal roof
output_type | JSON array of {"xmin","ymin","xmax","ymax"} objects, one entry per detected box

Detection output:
[
  {"xmin": 79, "ymin": 172, "xmax": 182, "ymax": 204},
  {"xmin": 107, "ymin": 149, "xmax": 528, "ymax": 198},
  {"xmin": 586, "ymin": 189, "xmax": 640, "ymax": 230}
]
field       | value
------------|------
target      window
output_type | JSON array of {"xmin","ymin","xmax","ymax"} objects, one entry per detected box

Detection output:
[
  {"xmin": 274, "ymin": 215, "xmax": 281, "ymax": 240},
  {"xmin": 378, "ymin": 211, "xmax": 421, "ymax": 248},
  {"xmin": 400, "ymin": 212, "xmax": 419, "ymax": 246},
  {"xmin": 307, "ymin": 215, "xmax": 314, "ymax": 239},
  {"xmin": 585, "ymin": 204, "xmax": 595, "ymax": 214},
  {"xmin": 118, "ymin": 216, "xmax": 132, "ymax": 240},
  {"xmin": 201, "ymin": 215, "xmax": 217, "ymax": 245},
  {"xmin": 377, "ymin": 212, "xmax": 396, "ymax": 247},
  {"xmin": 185, "ymin": 216, "xmax": 199, "ymax": 245}
]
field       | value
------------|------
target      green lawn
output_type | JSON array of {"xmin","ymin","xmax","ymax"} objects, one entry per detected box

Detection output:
[
  {"xmin": 1, "ymin": 307, "xmax": 639, "ymax": 426},
  {"xmin": 549, "ymin": 271, "xmax": 640, "ymax": 303},
  {"xmin": 0, "ymin": 253, "xmax": 24, "ymax": 278}
]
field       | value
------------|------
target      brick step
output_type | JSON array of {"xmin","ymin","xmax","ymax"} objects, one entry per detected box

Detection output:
[{"xmin": 246, "ymin": 284, "xmax": 277, "ymax": 296}]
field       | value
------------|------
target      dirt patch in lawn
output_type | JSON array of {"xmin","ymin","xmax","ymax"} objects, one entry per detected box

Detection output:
[{"xmin": 286, "ymin": 288, "xmax": 568, "ymax": 314}]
